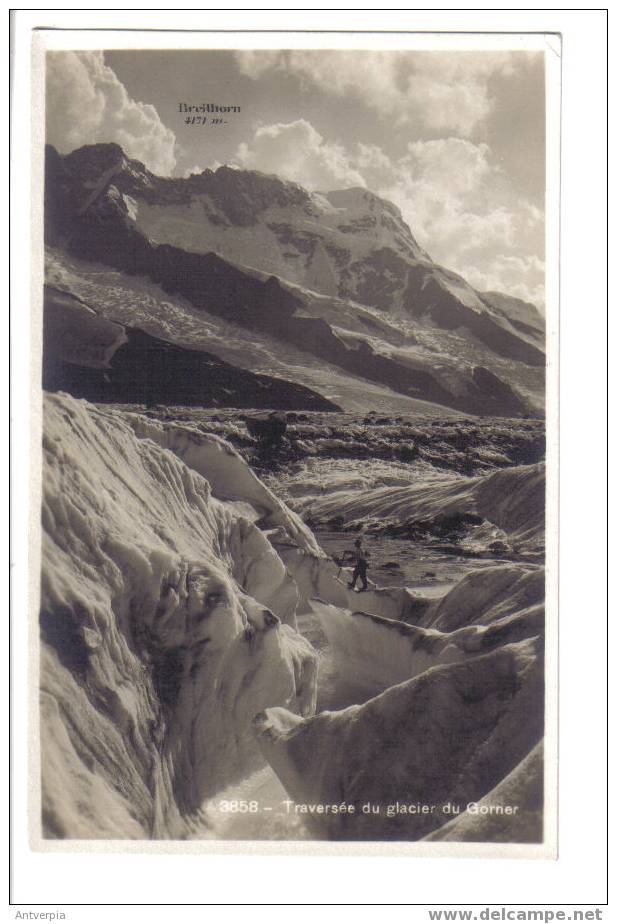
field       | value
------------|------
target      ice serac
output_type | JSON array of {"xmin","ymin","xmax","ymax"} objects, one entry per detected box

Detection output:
[
  {"xmin": 254, "ymin": 637, "xmax": 544, "ymax": 841},
  {"xmin": 424, "ymin": 564, "xmax": 544, "ymax": 631},
  {"xmin": 40, "ymin": 393, "xmax": 318, "ymax": 839},
  {"xmin": 294, "ymin": 462, "xmax": 545, "ymax": 560},
  {"xmin": 310, "ymin": 572, "xmax": 543, "ymax": 699},
  {"xmin": 272, "ymin": 541, "xmax": 429, "ymax": 623},
  {"xmin": 123, "ymin": 413, "xmax": 322, "ymax": 561},
  {"xmin": 43, "ymin": 285, "xmax": 128, "ymax": 368},
  {"xmin": 480, "ymin": 291, "xmax": 545, "ymax": 348}
]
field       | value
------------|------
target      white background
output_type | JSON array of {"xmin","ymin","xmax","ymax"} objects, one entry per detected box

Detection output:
[{"xmin": 8, "ymin": 8, "xmax": 609, "ymax": 916}]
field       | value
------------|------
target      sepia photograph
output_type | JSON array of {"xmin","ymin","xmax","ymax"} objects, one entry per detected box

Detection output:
[{"xmin": 33, "ymin": 31, "xmax": 556, "ymax": 851}]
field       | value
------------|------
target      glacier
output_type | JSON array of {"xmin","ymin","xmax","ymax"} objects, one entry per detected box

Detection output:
[
  {"xmin": 286, "ymin": 460, "xmax": 545, "ymax": 560},
  {"xmin": 40, "ymin": 393, "xmax": 318, "ymax": 838},
  {"xmin": 36, "ymin": 137, "xmax": 548, "ymax": 847},
  {"xmin": 309, "ymin": 567, "xmax": 544, "ymax": 700},
  {"xmin": 39, "ymin": 393, "xmax": 545, "ymax": 843},
  {"xmin": 425, "ymin": 742, "xmax": 544, "ymax": 843}
]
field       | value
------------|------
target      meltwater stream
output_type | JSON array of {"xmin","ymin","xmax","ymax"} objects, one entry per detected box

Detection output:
[{"xmin": 316, "ymin": 529, "xmax": 517, "ymax": 591}]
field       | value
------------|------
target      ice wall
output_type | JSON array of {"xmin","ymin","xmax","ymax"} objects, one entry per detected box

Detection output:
[
  {"xmin": 310, "ymin": 581, "xmax": 543, "ymax": 700},
  {"xmin": 274, "ymin": 543, "xmax": 431, "ymax": 622},
  {"xmin": 40, "ymin": 394, "xmax": 318, "ymax": 838},
  {"xmin": 425, "ymin": 742, "xmax": 544, "ymax": 843},
  {"xmin": 254, "ymin": 637, "xmax": 544, "ymax": 841},
  {"xmin": 293, "ymin": 462, "xmax": 545, "ymax": 559},
  {"xmin": 126, "ymin": 415, "xmax": 322, "ymax": 558}
]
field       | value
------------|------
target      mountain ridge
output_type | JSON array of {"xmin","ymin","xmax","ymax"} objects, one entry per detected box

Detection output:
[{"xmin": 44, "ymin": 143, "xmax": 545, "ymax": 417}]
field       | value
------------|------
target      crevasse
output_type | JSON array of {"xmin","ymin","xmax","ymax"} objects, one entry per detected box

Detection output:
[{"xmin": 39, "ymin": 394, "xmax": 544, "ymax": 842}]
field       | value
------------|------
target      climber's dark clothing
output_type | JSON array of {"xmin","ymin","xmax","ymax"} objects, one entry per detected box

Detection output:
[
  {"xmin": 344, "ymin": 544, "xmax": 369, "ymax": 591},
  {"xmin": 349, "ymin": 559, "xmax": 368, "ymax": 592}
]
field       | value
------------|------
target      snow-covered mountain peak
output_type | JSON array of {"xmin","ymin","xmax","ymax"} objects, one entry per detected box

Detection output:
[
  {"xmin": 44, "ymin": 142, "xmax": 545, "ymax": 417},
  {"xmin": 326, "ymin": 185, "xmax": 403, "ymax": 219},
  {"xmin": 47, "ymin": 143, "xmax": 429, "ymax": 290}
]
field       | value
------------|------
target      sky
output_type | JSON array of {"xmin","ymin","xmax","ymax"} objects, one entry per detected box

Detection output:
[{"xmin": 45, "ymin": 48, "xmax": 546, "ymax": 308}]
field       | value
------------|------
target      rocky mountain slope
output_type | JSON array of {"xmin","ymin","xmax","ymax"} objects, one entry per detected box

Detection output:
[
  {"xmin": 44, "ymin": 143, "xmax": 545, "ymax": 417},
  {"xmin": 481, "ymin": 291, "xmax": 545, "ymax": 348},
  {"xmin": 43, "ymin": 284, "xmax": 338, "ymax": 411}
]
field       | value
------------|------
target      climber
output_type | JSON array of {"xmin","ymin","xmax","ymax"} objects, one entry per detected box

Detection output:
[{"xmin": 342, "ymin": 538, "xmax": 369, "ymax": 592}]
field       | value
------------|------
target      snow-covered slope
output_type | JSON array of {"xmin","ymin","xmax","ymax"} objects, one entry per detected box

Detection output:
[
  {"xmin": 44, "ymin": 248, "xmax": 456, "ymax": 416},
  {"xmin": 52, "ymin": 144, "xmax": 429, "ymax": 294},
  {"xmin": 44, "ymin": 143, "xmax": 545, "ymax": 417},
  {"xmin": 423, "ymin": 564, "xmax": 544, "ymax": 631},
  {"xmin": 40, "ymin": 393, "xmax": 318, "ymax": 838},
  {"xmin": 42, "ymin": 283, "xmax": 339, "ymax": 412}
]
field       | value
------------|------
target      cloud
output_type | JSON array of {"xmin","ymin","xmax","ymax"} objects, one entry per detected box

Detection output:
[
  {"xmin": 377, "ymin": 137, "xmax": 545, "ymax": 304},
  {"xmin": 402, "ymin": 138, "xmax": 495, "ymax": 196},
  {"xmin": 183, "ymin": 164, "xmax": 208, "ymax": 177},
  {"xmin": 234, "ymin": 119, "xmax": 367, "ymax": 189},
  {"xmin": 459, "ymin": 255, "xmax": 546, "ymax": 310},
  {"xmin": 46, "ymin": 51, "xmax": 177, "ymax": 175},
  {"xmin": 379, "ymin": 138, "xmax": 516, "ymax": 253},
  {"xmin": 401, "ymin": 52, "xmax": 516, "ymax": 136},
  {"xmin": 230, "ymin": 120, "xmax": 544, "ymax": 307},
  {"xmin": 235, "ymin": 50, "xmax": 522, "ymax": 137}
]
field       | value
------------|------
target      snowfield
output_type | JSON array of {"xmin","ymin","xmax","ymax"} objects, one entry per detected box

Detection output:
[{"xmin": 45, "ymin": 247, "xmax": 450, "ymax": 416}]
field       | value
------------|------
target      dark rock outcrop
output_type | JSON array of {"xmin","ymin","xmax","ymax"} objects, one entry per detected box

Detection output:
[
  {"xmin": 42, "ymin": 286, "xmax": 340, "ymax": 411},
  {"xmin": 244, "ymin": 413, "xmax": 288, "ymax": 445}
]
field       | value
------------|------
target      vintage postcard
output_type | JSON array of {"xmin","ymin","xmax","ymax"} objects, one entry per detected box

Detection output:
[{"xmin": 25, "ymin": 26, "xmax": 560, "ymax": 859}]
